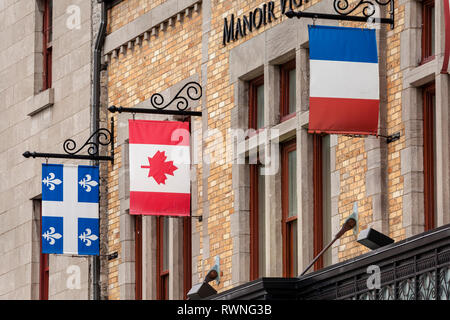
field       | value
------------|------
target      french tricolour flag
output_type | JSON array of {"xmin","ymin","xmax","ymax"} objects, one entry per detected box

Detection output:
[
  {"xmin": 308, "ymin": 25, "xmax": 380, "ymax": 135},
  {"xmin": 129, "ymin": 120, "xmax": 190, "ymax": 216}
]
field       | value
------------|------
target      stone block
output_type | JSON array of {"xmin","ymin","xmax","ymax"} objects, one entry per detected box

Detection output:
[
  {"xmin": 229, "ymin": 33, "xmax": 265, "ymax": 82},
  {"xmin": 400, "ymin": 146, "xmax": 423, "ymax": 175},
  {"xmin": 330, "ymin": 170, "xmax": 340, "ymax": 198},
  {"xmin": 403, "ymin": 172, "xmax": 424, "ymax": 195},
  {"xmin": 266, "ymin": 19, "xmax": 297, "ymax": 63},
  {"xmin": 402, "ymin": 191, "xmax": 424, "ymax": 228},
  {"xmin": 119, "ymin": 212, "xmax": 134, "ymax": 242}
]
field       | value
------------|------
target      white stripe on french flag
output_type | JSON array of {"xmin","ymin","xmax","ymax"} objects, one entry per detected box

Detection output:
[
  {"xmin": 308, "ymin": 25, "xmax": 380, "ymax": 135},
  {"xmin": 129, "ymin": 120, "xmax": 190, "ymax": 216}
]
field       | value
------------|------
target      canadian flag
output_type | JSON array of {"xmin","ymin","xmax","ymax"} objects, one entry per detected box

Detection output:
[{"xmin": 129, "ymin": 119, "xmax": 190, "ymax": 216}]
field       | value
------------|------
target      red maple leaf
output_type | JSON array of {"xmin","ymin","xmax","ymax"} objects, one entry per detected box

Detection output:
[{"xmin": 141, "ymin": 151, "xmax": 178, "ymax": 185}]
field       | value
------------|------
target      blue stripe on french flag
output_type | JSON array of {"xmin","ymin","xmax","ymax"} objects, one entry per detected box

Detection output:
[
  {"xmin": 308, "ymin": 25, "xmax": 378, "ymax": 63},
  {"xmin": 308, "ymin": 25, "xmax": 380, "ymax": 135}
]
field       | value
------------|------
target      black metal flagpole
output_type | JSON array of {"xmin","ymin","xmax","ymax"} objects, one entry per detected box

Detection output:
[
  {"xmin": 285, "ymin": 0, "xmax": 395, "ymax": 30},
  {"xmin": 107, "ymin": 81, "xmax": 203, "ymax": 117},
  {"xmin": 23, "ymin": 118, "xmax": 114, "ymax": 163}
]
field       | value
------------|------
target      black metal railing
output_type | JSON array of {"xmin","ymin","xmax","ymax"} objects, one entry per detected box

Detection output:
[
  {"xmin": 297, "ymin": 224, "xmax": 450, "ymax": 300},
  {"xmin": 209, "ymin": 224, "xmax": 450, "ymax": 300}
]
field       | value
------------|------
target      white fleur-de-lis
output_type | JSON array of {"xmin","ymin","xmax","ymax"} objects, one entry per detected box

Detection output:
[
  {"xmin": 79, "ymin": 228, "xmax": 98, "ymax": 247},
  {"xmin": 78, "ymin": 174, "xmax": 99, "ymax": 192},
  {"xmin": 42, "ymin": 227, "xmax": 62, "ymax": 245},
  {"xmin": 42, "ymin": 172, "xmax": 62, "ymax": 191}
]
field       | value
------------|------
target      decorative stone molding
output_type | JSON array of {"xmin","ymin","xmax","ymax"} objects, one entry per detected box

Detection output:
[{"xmin": 104, "ymin": 0, "xmax": 202, "ymax": 60}]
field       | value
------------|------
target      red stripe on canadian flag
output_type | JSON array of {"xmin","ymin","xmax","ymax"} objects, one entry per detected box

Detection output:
[{"xmin": 129, "ymin": 120, "xmax": 190, "ymax": 216}]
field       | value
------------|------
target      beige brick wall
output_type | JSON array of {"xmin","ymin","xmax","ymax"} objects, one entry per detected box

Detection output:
[
  {"xmin": 386, "ymin": 2, "xmax": 406, "ymax": 242},
  {"xmin": 105, "ymin": 0, "xmax": 408, "ymax": 296},
  {"xmin": 106, "ymin": 3, "xmax": 202, "ymax": 298},
  {"xmin": 107, "ymin": 0, "xmax": 166, "ymax": 34},
  {"xmin": 326, "ymin": 1, "xmax": 406, "ymax": 262}
]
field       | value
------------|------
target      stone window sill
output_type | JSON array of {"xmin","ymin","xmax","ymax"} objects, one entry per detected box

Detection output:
[
  {"xmin": 27, "ymin": 88, "xmax": 54, "ymax": 116},
  {"xmin": 403, "ymin": 59, "xmax": 438, "ymax": 88}
]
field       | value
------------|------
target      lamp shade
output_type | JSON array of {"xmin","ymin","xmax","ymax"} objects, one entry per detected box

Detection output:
[
  {"xmin": 187, "ymin": 282, "xmax": 217, "ymax": 300},
  {"xmin": 357, "ymin": 227, "xmax": 394, "ymax": 250}
]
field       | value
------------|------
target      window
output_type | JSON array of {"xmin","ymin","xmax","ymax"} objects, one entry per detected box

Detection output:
[
  {"xmin": 37, "ymin": 199, "xmax": 49, "ymax": 300},
  {"xmin": 156, "ymin": 217, "xmax": 169, "ymax": 300},
  {"xmin": 282, "ymin": 139, "xmax": 297, "ymax": 277},
  {"xmin": 151, "ymin": 216, "xmax": 191, "ymax": 300},
  {"xmin": 250, "ymin": 162, "xmax": 266, "ymax": 280},
  {"xmin": 135, "ymin": 215, "xmax": 142, "ymax": 300},
  {"xmin": 313, "ymin": 134, "xmax": 331, "ymax": 270},
  {"xmin": 42, "ymin": 0, "xmax": 53, "ymax": 90},
  {"xmin": 280, "ymin": 60, "xmax": 296, "ymax": 121},
  {"xmin": 249, "ymin": 75, "xmax": 265, "ymax": 130},
  {"xmin": 423, "ymin": 83, "xmax": 436, "ymax": 231},
  {"xmin": 421, "ymin": 0, "xmax": 435, "ymax": 64}
]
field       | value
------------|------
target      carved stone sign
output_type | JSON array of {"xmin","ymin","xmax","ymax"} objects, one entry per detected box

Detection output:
[{"xmin": 223, "ymin": 0, "xmax": 306, "ymax": 45}]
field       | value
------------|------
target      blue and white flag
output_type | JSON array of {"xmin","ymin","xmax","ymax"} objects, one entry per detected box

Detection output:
[{"xmin": 41, "ymin": 164, "xmax": 100, "ymax": 255}]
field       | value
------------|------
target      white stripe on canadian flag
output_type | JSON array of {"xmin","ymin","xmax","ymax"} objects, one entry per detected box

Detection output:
[
  {"xmin": 128, "ymin": 119, "xmax": 190, "ymax": 216},
  {"xmin": 129, "ymin": 144, "xmax": 190, "ymax": 193}
]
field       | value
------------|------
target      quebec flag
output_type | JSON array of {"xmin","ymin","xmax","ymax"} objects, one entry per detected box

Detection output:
[{"xmin": 41, "ymin": 164, "xmax": 100, "ymax": 255}]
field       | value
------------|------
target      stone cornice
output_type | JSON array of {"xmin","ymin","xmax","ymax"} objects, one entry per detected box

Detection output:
[{"xmin": 104, "ymin": 0, "xmax": 202, "ymax": 60}]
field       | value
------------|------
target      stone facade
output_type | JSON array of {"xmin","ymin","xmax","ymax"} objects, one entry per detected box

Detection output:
[
  {"xmin": 0, "ymin": 0, "xmax": 98, "ymax": 299},
  {"xmin": 1, "ymin": 0, "xmax": 449, "ymax": 300}
]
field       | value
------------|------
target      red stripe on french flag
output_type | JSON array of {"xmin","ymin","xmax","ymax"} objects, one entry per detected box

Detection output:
[
  {"xmin": 130, "ymin": 191, "xmax": 190, "ymax": 216},
  {"xmin": 308, "ymin": 97, "xmax": 379, "ymax": 135},
  {"xmin": 308, "ymin": 26, "xmax": 380, "ymax": 135}
]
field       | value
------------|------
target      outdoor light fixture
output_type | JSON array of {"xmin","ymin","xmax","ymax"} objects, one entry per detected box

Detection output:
[
  {"xmin": 299, "ymin": 204, "xmax": 358, "ymax": 277},
  {"xmin": 357, "ymin": 227, "xmax": 394, "ymax": 250},
  {"xmin": 187, "ymin": 268, "xmax": 219, "ymax": 300}
]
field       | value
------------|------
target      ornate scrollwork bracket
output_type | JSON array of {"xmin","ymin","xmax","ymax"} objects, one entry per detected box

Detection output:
[
  {"xmin": 23, "ymin": 118, "xmax": 115, "ymax": 163},
  {"xmin": 108, "ymin": 81, "xmax": 203, "ymax": 117},
  {"xmin": 285, "ymin": 0, "xmax": 395, "ymax": 29}
]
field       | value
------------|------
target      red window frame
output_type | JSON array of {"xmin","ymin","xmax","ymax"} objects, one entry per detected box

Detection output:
[
  {"xmin": 421, "ymin": 0, "xmax": 435, "ymax": 64},
  {"xmin": 135, "ymin": 215, "xmax": 142, "ymax": 300},
  {"xmin": 249, "ymin": 163, "xmax": 261, "ymax": 280},
  {"xmin": 281, "ymin": 139, "xmax": 297, "ymax": 277},
  {"xmin": 249, "ymin": 75, "xmax": 265, "ymax": 131},
  {"xmin": 183, "ymin": 216, "xmax": 192, "ymax": 300},
  {"xmin": 423, "ymin": 83, "xmax": 436, "ymax": 231},
  {"xmin": 42, "ymin": 0, "xmax": 52, "ymax": 90},
  {"xmin": 39, "ymin": 200, "xmax": 49, "ymax": 300},
  {"xmin": 156, "ymin": 217, "xmax": 169, "ymax": 300},
  {"xmin": 280, "ymin": 60, "xmax": 296, "ymax": 122},
  {"xmin": 313, "ymin": 134, "xmax": 324, "ymax": 271}
]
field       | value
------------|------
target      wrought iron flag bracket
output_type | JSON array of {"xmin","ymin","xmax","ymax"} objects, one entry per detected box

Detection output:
[
  {"xmin": 108, "ymin": 81, "xmax": 202, "ymax": 117},
  {"xmin": 23, "ymin": 118, "xmax": 115, "ymax": 163},
  {"xmin": 285, "ymin": 0, "xmax": 395, "ymax": 29},
  {"xmin": 342, "ymin": 132, "xmax": 400, "ymax": 144},
  {"xmin": 381, "ymin": 131, "xmax": 400, "ymax": 144}
]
